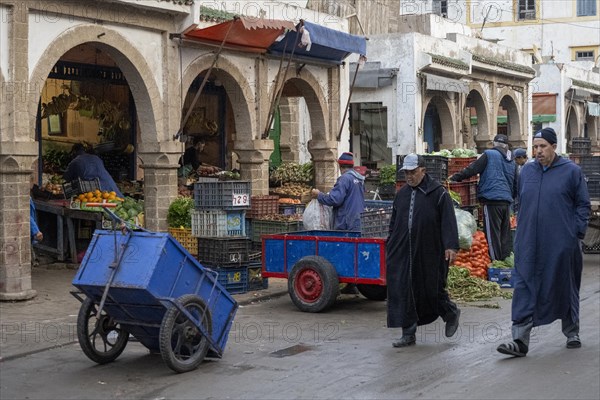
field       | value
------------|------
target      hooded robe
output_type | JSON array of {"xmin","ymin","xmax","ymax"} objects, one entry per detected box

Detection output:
[
  {"xmin": 386, "ymin": 174, "xmax": 459, "ymax": 328},
  {"xmin": 512, "ymin": 156, "xmax": 590, "ymax": 326}
]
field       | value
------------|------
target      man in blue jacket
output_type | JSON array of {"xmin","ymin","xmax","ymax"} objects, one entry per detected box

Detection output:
[
  {"xmin": 311, "ymin": 152, "xmax": 365, "ymax": 231},
  {"xmin": 63, "ymin": 144, "xmax": 124, "ymax": 198},
  {"xmin": 497, "ymin": 127, "xmax": 590, "ymax": 357},
  {"xmin": 450, "ymin": 134, "xmax": 517, "ymax": 261},
  {"xmin": 311, "ymin": 152, "xmax": 365, "ymax": 294}
]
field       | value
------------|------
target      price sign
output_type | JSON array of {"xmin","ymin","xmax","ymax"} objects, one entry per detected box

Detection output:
[{"xmin": 232, "ymin": 193, "xmax": 250, "ymax": 207}]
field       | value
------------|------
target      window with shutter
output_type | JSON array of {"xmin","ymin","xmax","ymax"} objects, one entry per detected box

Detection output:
[
  {"xmin": 577, "ymin": 0, "xmax": 597, "ymax": 16},
  {"xmin": 518, "ymin": 0, "xmax": 536, "ymax": 20}
]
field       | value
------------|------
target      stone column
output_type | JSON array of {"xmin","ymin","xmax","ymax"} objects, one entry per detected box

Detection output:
[
  {"xmin": 279, "ymin": 98, "xmax": 300, "ymax": 163},
  {"xmin": 0, "ymin": 146, "xmax": 38, "ymax": 300},
  {"xmin": 234, "ymin": 139, "xmax": 274, "ymax": 195},
  {"xmin": 137, "ymin": 142, "xmax": 182, "ymax": 232},
  {"xmin": 308, "ymin": 140, "xmax": 339, "ymax": 191}
]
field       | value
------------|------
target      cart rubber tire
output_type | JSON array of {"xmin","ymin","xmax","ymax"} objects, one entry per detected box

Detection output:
[
  {"xmin": 357, "ymin": 284, "xmax": 388, "ymax": 301},
  {"xmin": 159, "ymin": 294, "xmax": 212, "ymax": 373},
  {"xmin": 288, "ymin": 256, "xmax": 339, "ymax": 313},
  {"xmin": 76, "ymin": 297, "xmax": 129, "ymax": 364}
]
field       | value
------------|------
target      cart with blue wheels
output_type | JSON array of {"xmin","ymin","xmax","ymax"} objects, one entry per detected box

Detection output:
[{"xmin": 71, "ymin": 204, "xmax": 238, "ymax": 373}]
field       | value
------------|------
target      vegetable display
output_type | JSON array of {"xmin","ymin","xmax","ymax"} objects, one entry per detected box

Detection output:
[
  {"xmin": 448, "ymin": 267, "xmax": 513, "ymax": 302},
  {"xmin": 452, "ymin": 231, "xmax": 491, "ymax": 279},
  {"xmin": 167, "ymin": 196, "xmax": 194, "ymax": 228},
  {"xmin": 378, "ymin": 165, "xmax": 397, "ymax": 186},
  {"xmin": 490, "ymin": 253, "xmax": 514, "ymax": 269},
  {"xmin": 429, "ymin": 148, "xmax": 478, "ymax": 158}
]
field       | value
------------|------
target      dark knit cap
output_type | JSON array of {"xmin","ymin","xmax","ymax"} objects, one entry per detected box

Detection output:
[
  {"xmin": 493, "ymin": 134, "xmax": 509, "ymax": 144},
  {"xmin": 534, "ymin": 127, "xmax": 557, "ymax": 145},
  {"xmin": 338, "ymin": 152, "xmax": 354, "ymax": 166}
]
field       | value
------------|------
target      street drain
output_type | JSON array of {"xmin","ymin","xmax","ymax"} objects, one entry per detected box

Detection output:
[{"xmin": 269, "ymin": 344, "xmax": 314, "ymax": 358}]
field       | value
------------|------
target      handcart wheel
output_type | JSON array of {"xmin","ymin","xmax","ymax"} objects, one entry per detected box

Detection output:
[
  {"xmin": 159, "ymin": 294, "xmax": 212, "ymax": 373},
  {"xmin": 288, "ymin": 256, "xmax": 339, "ymax": 313},
  {"xmin": 76, "ymin": 297, "xmax": 129, "ymax": 364},
  {"xmin": 356, "ymin": 284, "xmax": 388, "ymax": 301}
]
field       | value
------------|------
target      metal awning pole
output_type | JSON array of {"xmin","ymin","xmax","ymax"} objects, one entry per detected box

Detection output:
[
  {"xmin": 174, "ymin": 17, "xmax": 237, "ymax": 140},
  {"xmin": 262, "ymin": 22, "xmax": 303, "ymax": 140},
  {"xmin": 336, "ymin": 58, "xmax": 362, "ymax": 141}
]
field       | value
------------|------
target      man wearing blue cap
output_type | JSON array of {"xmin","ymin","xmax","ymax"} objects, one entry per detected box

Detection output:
[
  {"xmin": 497, "ymin": 127, "xmax": 590, "ymax": 357},
  {"xmin": 386, "ymin": 154, "xmax": 460, "ymax": 347}
]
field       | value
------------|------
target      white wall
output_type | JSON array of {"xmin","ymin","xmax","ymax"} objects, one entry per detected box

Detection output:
[{"xmin": 0, "ymin": 5, "xmax": 9, "ymax": 81}]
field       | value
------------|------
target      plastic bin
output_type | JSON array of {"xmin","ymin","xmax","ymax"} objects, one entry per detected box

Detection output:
[
  {"xmin": 279, "ymin": 204, "xmax": 306, "ymax": 215},
  {"xmin": 488, "ymin": 268, "xmax": 514, "ymax": 288},
  {"xmin": 191, "ymin": 209, "xmax": 246, "ymax": 237},
  {"xmin": 397, "ymin": 155, "xmax": 448, "ymax": 183},
  {"xmin": 570, "ymin": 138, "xmax": 591, "ymax": 155},
  {"xmin": 62, "ymin": 178, "xmax": 101, "ymax": 198},
  {"xmin": 251, "ymin": 219, "xmax": 304, "ymax": 244},
  {"xmin": 360, "ymin": 208, "xmax": 393, "ymax": 238},
  {"xmin": 197, "ymin": 237, "xmax": 252, "ymax": 265},
  {"xmin": 247, "ymin": 195, "xmax": 279, "ymax": 219},
  {"xmin": 194, "ymin": 181, "xmax": 252, "ymax": 210},
  {"xmin": 449, "ymin": 181, "xmax": 478, "ymax": 206},
  {"xmin": 247, "ymin": 263, "xmax": 268, "ymax": 291},
  {"xmin": 207, "ymin": 265, "xmax": 249, "ymax": 295},
  {"xmin": 364, "ymin": 200, "xmax": 393, "ymax": 211},
  {"xmin": 168, "ymin": 227, "xmax": 198, "ymax": 256}
]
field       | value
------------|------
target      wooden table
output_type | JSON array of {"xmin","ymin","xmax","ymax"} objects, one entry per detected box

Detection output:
[{"xmin": 33, "ymin": 200, "xmax": 103, "ymax": 263}]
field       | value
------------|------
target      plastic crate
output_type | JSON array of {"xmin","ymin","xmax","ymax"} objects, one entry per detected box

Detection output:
[
  {"xmin": 194, "ymin": 181, "xmax": 252, "ymax": 210},
  {"xmin": 206, "ymin": 265, "xmax": 248, "ymax": 294},
  {"xmin": 360, "ymin": 208, "xmax": 393, "ymax": 238},
  {"xmin": 197, "ymin": 237, "xmax": 252, "ymax": 265},
  {"xmin": 570, "ymin": 138, "xmax": 591, "ymax": 155},
  {"xmin": 449, "ymin": 181, "xmax": 478, "ymax": 206},
  {"xmin": 168, "ymin": 227, "xmax": 198, "ymax": 256},
  {"xmin": 62, "ymin": 178, "xmax": 101, "ymax": 198},
  {"xmin": 364, "ymin": 200, "xmax": 393, "ymax": 211},
  {"xmin": 279, "ymin": 204, "xmax": 306, "ymax": 215},
  {"xmin": 247, "ymin": 195, "xmax": 279, "ymax": 219},
  {"xmin": 448, "ymin": 157, "xmax": 477, "ymax": 176},
  {"xmin": 247, "ymin": 263, "xmax": 269, "ymax": 291},
  {"xmin": 396, "ymin": 155, "xmax": 448, "ymax": 183},
  {"xmin": 488, "ymin": 268, "xmax": 514, "ymax": 288},
  {"xmin": 191, "ymin": 209, "xmax": 246, "ymax": 237},
  {"xmin": 587, "ymin": 177, "xmax": 600, "ymax": 200},
  {"xmin": 251, "ymin": 219, "xmax": 304, "ymax": 244}
]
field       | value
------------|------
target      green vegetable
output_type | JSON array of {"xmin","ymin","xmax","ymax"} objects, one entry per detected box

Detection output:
[
  {"xmin": 379, "ymin": 165, "xmax": 397, "ymax": 186},
  {"xmin": 167, "ymin": 196, "xmax": 194, "ymax": 228},
  {"xmin": 447, "ymin": 267, "xmax": 513, "ymax": 302}
]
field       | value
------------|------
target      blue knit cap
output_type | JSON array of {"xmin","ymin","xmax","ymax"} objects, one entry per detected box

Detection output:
[
  {"xmin": 514, "ymin": 148, "xmax": 527, "ymax": 158},
  {"xmin": 338, "ymin": 152, "xmax": 354, "ymax": 166}
]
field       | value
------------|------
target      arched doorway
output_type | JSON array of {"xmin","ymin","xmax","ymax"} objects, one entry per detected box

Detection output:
[
  {"xmin": 497, "ymin": 95, "xmax": 521, "ymax": 142},
  {"xmin": 466, "ymin": 88, "xmax": 489, "ymax": 152},
  {"xmin": 423, "ymin": 95, "xmax": 454, "ymax": 152},
  {"xmin": 566, "ymin": 105, "xmax": 580, "ymax": 151}
]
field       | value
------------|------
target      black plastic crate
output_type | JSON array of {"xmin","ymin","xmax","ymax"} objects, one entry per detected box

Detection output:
[
  {"xmin": 197, "ymin": 237, "xmax": 251, "ymax": 265},
  {"xmin": 570, "ymin": 138, "xmax": 591, "ymax": 155},
  {"xmin": 396, "ymin": 154, "xmax": 448, "ymax": 183},
  {"xmin": 579, "ymin": 156, "xmax": 600, "ymax": 177},
  {"xmin": 587, "ymin": 177, "xmax": 600, "ymax": 200},
  {"xmin": 360, "ymin": 208, "xmax": 393, "ymax": 238},
  {"xmin": 364, "ymin": 200, "xmax": 393, "ymax": 211},
  {"xmin": 62, "ymin": 178, "xmax": 101, "ymax": 198},
  {"xmin": 247, "ymin": 262, "xmax": 269, "ymax": 291},
  {"xmin": 194, "ymin": 181, "xmax": 252, "ymax": 210}
]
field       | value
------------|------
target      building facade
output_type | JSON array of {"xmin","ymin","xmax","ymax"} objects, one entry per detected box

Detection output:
[{"xmin": 0, "ymin": 0, "xmax": 360, "ymax": 299}]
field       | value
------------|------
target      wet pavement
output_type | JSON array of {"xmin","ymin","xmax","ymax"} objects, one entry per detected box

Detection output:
[{"xmin": 0, "ymin": 254, "xmax": 598, "ymax": 399}]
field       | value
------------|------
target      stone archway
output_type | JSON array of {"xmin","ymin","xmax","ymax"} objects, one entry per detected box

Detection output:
[
  {"xmin": 466, "ymin": 85, "xmax": 490, "ymax": 149},
  {"xmin": 423, "ymin": 94, "xmax": 455, "ymax": 152},
  {"xmin": 28, "ymin": 25, "xmax": 162, "ymax": 144},
  {"xmin": 566, "ymin": 105, "xmax": 580, "ymax": 145},
  {"xmin": 277, "ymin": 72, "xmax": 333, "ymax": 190},
  {"xmin": 495, "ymin": 90, "xmax": 522, "ymax": 144}
]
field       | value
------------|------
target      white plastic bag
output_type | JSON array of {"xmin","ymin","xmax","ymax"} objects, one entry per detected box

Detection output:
[
  {"xmin": 302, "ymin": 199, "xmax": 333, "ymax": 230},
  {"xmin": 454, "ymin": 207, "xmax": 477, "ymax": 250}
]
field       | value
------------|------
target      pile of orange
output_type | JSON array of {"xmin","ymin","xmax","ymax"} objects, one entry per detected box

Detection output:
[{"xmin": 76, "ymin": 190, "xmax": 122, "ymax": 203}]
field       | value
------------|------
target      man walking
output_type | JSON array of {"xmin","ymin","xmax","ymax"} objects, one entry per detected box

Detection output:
[
  {"xmin": 386, "ymin": 154, "xmax": 460, "ymax": 347},
  {"xmin": 450, "ymin": 134, "xmax": 517, "ymax": 261},
  {"xmin": 497, "ymin": 128, "xmax": 590, "ymax": 357}
]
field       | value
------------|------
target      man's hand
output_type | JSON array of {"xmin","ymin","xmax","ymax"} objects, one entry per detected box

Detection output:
[
  {"xmin": 449, "ymin": 174, "xmax": 460, "ymax": 183},
  {"xmin": 35, "ymin": 232, "xmax": 43, "ymax": 242},
  {"xmin": 311, "ymin": 188, "xmax": 320, "ymax": 199},
  {"xmin": 445, "ymin": 249, "xmax": 457, "ymax": 263}
]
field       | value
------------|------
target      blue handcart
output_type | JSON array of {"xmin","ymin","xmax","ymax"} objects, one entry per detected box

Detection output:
[{"xmin": 71, "ymin": 204, "xmax": 238, "ymax": 373}]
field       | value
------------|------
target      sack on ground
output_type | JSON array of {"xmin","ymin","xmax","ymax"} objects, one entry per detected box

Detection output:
[{"xmin": 303, "ymin": 199, "xmax": 333, "ymax": 230}]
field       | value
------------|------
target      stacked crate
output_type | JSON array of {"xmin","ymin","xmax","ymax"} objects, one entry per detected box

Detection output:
[
  {"xmin": 360, "ymin": 200, "xmax": 394, "ymax": 238},
  {"xmin": 447, "ymin": 157, "xmax": 478, "ymax": 207},
  {"xmin": 192, "ymin": 179, "xmax": 257, "ymax": 294},
  {"xmin": 247, "ymin": 196, "xmax": 304, "ymax": 251}
]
